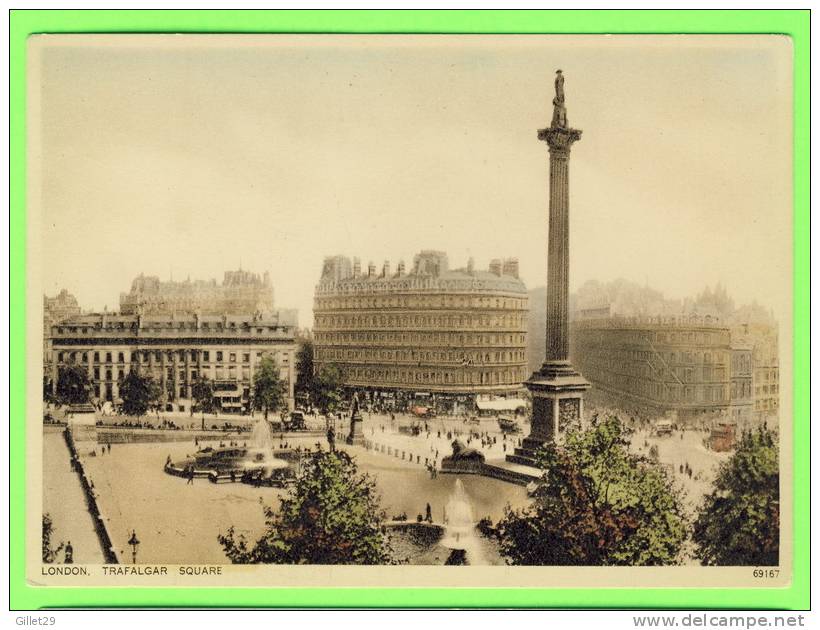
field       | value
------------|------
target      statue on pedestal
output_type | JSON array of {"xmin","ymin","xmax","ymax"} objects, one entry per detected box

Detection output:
[
  {"xmin": 551, "ymin": 69, "xmax": 567, "ymax": 129},
  {"xmin": 346, "ymin": 392, "xmax": 364, "ymax": 445}
]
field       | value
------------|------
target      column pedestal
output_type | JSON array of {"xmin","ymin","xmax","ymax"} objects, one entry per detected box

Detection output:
[
  {"xmin": 345, "ymin": 410, "xmax": 365, "ymax": 446},
  {"xmin": 506, "ymin": 361, "xmax": 590, "ymax": 466}
]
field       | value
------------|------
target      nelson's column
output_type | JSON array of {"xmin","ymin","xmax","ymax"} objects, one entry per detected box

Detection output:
[{"xmin": 508, "ymin": 70, "xmax": 590, "ymax": 467}]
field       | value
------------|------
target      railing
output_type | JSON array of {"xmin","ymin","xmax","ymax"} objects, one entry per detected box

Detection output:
[
  {"xmin": 62, "ymin": 427, "xmax": 119, "ymax": 564},
  {"xmin": 362, "ymin": 438, "xmax": 437, "ymax": 470}
]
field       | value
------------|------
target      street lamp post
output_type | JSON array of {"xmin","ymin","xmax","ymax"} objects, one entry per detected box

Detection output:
[{"xmin": 127, "ymin": 529, "xmax": 140, "ymax": 564}]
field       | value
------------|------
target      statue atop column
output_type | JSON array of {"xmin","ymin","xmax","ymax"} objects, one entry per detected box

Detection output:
[{"xmin": 551, "ymin": 69, "xmax": 567, "ymax": 129}]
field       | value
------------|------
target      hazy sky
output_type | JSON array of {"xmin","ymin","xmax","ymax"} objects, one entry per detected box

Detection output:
[{"xmin": 30, "ymin": 35, "xmax": 792, "ymax": 327}]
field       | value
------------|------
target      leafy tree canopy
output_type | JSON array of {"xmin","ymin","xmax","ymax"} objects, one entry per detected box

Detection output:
[
  {"xmin": 56, "ymin": 364, "xmax": 91, "ymax": 405},
  {"xmin": 42, "ymin": 513, "xmax": 64, "ymax": 563},
  {"xmin": 119, "ymin": 370, "xmax": 162, "ymax": 417},
  {"xmin": 191, "ymin": 376, "xmax": 215, "ymax": 415},
  {"xmin": 311, "ymin": 363, "xmax": 345, "ymax": 415},
  {"xmin": 295, "ymin": 339, "xmax": 314, "ymax": 396},
  {"xmin": 496, "ymin": 415, "xmax": 688, "ymax": 566},
  {"xmin": 252, "ymin": 356, "xmax": 287, "ymax": 420},
  {"xmin": 693, "ymin": 426, "xmax": 779, "ymax": 566},
  {"xmin": 219, "ymin": 450, "xmax": 391, "ymax": 564}
]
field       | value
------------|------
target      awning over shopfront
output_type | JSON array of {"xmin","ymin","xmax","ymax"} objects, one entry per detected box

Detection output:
[{"xmin": 475, "ymin": 398, "xmax": 528, "ymax": 412}]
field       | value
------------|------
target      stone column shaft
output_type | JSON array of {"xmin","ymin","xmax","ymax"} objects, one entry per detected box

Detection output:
[{"xmin": 546, "ymin": 150, "xmax": 571, "ymax": 362}]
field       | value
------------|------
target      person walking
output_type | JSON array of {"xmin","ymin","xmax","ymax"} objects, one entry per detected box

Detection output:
[
  {"xmin": 64, "ymin": 541, "xmax": 74, "ymax": 564},
  {"xmin": 187, "ymin": 465, "xmax": 194, "ymax": 485}
]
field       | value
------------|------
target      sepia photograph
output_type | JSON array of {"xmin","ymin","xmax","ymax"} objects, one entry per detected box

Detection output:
[{"xmin": 26, "ymin": 33, "xmax": 793, "ymax": 589}]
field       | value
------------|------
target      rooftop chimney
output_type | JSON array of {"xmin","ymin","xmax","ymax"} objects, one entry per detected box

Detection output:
[
  {"xmin": 353, "ymin": 258, "xmax": 361, "ymax": 277},
  {"xmin": 489, "ymin": 259, "xmax": 502, "ymax": 276},
  {"xmin": 382, "ymin": 260, "xmax": 391, "ymax": 277},
  {"xmin": 397, "ymin": 260, "xmax": 406, "ymax": 277},
  {"xmin": 502, "ymin": 258, "xmax": 519, "ymax": 279},
  {"xmin": 368, "ymin": 261, "xmax": 376, "ymax": 277}
]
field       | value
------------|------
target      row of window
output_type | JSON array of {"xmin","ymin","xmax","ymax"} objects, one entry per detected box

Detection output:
[
  {"xmin": 315, "ymin": 294, "xmax": 527, "ymax": 311},
  {"xmin": 339, "ymin": 365, "xmax": 528, "ymax": 386},
  {"xmin": 315, "ymin": 331, "xmax": 526, "ymax": 346},
  {"xmin": 576, "ymin": 329, "xmax": 731, "ymax": 347},
  {"xmin": 578, "ymin": 355, "xmax": 730, "ymax": 384},
  {"xmin": 80, "ymin": 364, "xmax": 289, "ymax": 386},
  {"xmin": 756, "ymin": 369, "xmax": 779, "ymax": 381},
  {"xmin": 315, "ymin": 312, "xmax": 526, "ymax": 330},
  {"xmin": 55, "ymin": 322, "xmax": 279, "ymax": 335},
  {"xmin": 730, "ymin": 381, "xmax": 753, "ymax": 399},
  {"xmin": 56, "ymin": 349, "xmax": 289, "ymax": 365},
  {"xmin": 583, "ymin": 368, "xmax": 731, "ymax": 404},
  {"xmin": 315, "ymin": 348, "xmax": 527, "ymax": 365},
  {"xmin": 572, "ymin": 343, "xmax": 731, "ymax": 367}
]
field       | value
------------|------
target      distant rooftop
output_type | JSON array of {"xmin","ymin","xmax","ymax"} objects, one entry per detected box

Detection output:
[{"xmin": 316, "ymin": 250, "xmax": 527, "ymax": 295}]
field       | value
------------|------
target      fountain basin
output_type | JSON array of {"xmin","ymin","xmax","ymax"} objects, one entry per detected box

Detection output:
[{"xmin": 165, "ymin": 445, "xmax": 299, "ymax": 486}]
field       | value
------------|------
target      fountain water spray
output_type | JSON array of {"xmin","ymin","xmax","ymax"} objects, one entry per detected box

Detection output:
[
  {"xmin": 440, "ymin": 478, "xmax": 487, "ymax": 565},
  {"xmin": 245, "ymin": 418, "xmax": 289, "ymax": 474}
]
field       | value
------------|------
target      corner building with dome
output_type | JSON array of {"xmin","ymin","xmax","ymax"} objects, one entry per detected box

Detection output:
[{"xmin": 313, "ymin": 250, "xmax": 529, "ymax": 414}]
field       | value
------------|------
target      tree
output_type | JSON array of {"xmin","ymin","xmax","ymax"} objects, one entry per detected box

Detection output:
[
  {"xmin": 119, "ymin": 370, "xmax": 162, "ymax": 417},
  {"xmin": 218, "ymin": 450, "xmax": 391, "ymax": 564},
  {"xmin": 42, "ymin": 513, "xmax": 64, "ymax": 563},
  {"xmin": 693, "ymin": 427, "xmax": 779, "ymax": 566},
  {"xmin": 190, "ymin": 376, "xmax": 215, "ymax": 418},
  {"xmin": 43, "ymin": 375, "xmax": 56, "ymax": 405},
  {"xmin": 252, "ymin": 356, "xmax": 287, "ymax": 420},
  {"xmin": 495, "ymin": 415, "xmax": 688, "ymax": 566},
  {"xmin": 56, "ymin": 364, "xmax": 91, "ymax": 405},
  {"xmin": 295, "ymin": 339, "xmax": 314, "ymax": 396},
  {"xmin": 311, "ymin": 363, "xmax": 345, "ymax": 415}
]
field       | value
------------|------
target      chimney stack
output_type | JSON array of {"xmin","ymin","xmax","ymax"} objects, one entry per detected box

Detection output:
[
  {"xmin": 397, "ymin": 260, "xmax": 406, "ymax": 276},
  {"xmin": 467, "ymin": 257, "xmax": 475, "ymax": 274},
  {"xmin": 489, "ymin": 259, "xmax": 502, "ymax": 276},
  {"xmin": 368, "ymin": 261, "xmax": 376, "ymax": 277},
  {"xmin": 353, "ymin": 258, "xmax": 361, "ymax": 277},
  {"xmin": 502, "ymin": 258, "xmax": 519, "ymax": 279},
  {"xmin": 382, "ymin": 260, "xmax": 391, "ymax": 277}
]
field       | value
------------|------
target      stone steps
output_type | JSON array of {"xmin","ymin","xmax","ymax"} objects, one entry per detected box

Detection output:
[{"xmin": 481, "ymin": 463, "xmax": 540, "ymax": 486}]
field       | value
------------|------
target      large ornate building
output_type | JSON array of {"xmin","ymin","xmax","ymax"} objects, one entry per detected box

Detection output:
[
  {"xmin": 119, "ymin": 269, "xmax": 277, "ymax": 317},
  {"xmin": 49, "ymin": 312, "xmax": 297, "ymax": 413},
  {"xmin": 43, "ymin": 289, "xmax": 82, "ymax": 377},
  {"xmin": 313, "ymin": 251, "xmax": 529, "ymax": 413},
  {"xmin": 569, "ymin": 314, "xmax": 776, "ymax": 424}
]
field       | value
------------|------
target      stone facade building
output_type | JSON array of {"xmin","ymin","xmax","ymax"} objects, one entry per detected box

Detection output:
[
  {"xmin": 569, "ymin": 315, "xmax": 777, "ymax": 424},
  {"xmin": 739, "ymin": 323, "xmax": 780, "ymax": 416},
  {"xmin": 119, "ymin": 269, "xmax": 276, "ymax": 317},
  {"xmin": 49, "ymin": 312, "xmax": 296, "ymax": 413},
  {"xmin": 43, "ymin": 289, "xmax": 82, "ymax": 378},
  {"xmin": 570, "ymin": 315, "xmax": 734, "ymax": 418},
  {"xmin": 313, "ymin": 250, "xmax": 529, "ymax": 413}
]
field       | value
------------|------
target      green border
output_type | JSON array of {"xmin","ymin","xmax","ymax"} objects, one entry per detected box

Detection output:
[{"xmin": 10, "ymin": 9, "xmax": 810, "ymax": 610}]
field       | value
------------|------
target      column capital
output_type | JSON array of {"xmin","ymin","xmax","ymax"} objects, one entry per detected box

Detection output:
[{"xmin": 538, "ymin": 126, "xmax": 582, "ymax": 154}]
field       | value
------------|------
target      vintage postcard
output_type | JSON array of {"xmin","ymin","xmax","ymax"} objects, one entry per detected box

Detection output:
[{"xmin": 26, "ymin": 34, "xmax": 793, "ymax": 589}]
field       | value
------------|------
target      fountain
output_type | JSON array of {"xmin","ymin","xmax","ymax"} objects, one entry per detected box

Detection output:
[
  {"xmin": 244, "ymin": 418, "xmax": 289, "ymax": 474},
  {"xmin": 440, "ymin": 478, "xmax": 487, "ymax": 565},
  {"xmin": 164, "ymin": 418, "xmax": 295, "ymax": 486}
]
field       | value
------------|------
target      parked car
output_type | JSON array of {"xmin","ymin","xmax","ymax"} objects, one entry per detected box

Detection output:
[
  {"xmin": 284, "ymin": 411, "xmax": 307, "ymax": 431},
  {"xmin": 497, "ymin": 416, "xmax": 521, "ymax": 433}
]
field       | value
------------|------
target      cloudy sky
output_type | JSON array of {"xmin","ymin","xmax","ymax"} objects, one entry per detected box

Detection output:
[{"xmin": 30, "ymin": 34, "xmax": 792, "ymax": 326}]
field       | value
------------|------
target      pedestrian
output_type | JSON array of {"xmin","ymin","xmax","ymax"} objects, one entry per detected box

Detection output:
[
  {"xmin": 187, "ymin": 465, "xmax": 194, "ymax": 485},
  {"xmin": 64, "ymin": 541, "xmax": 73, "ymax": 564},
  {"xmin": 425, "ymin": 503, "xmax": 432, "ymax": 523}
]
